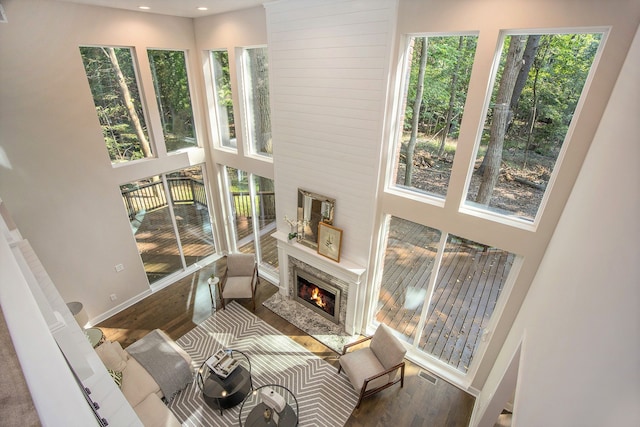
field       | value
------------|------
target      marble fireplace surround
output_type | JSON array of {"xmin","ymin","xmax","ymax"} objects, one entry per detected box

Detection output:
[{"xmin": 272, "ymin": 231, "xmax": 366, "ymax": 336}]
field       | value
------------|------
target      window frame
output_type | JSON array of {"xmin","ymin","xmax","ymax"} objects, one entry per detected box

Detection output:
[
  {"xmin": 458, "ymin": 28, "xmax": 608, "ymax": 228},
  {"xmin": 80, "ymin": 44, "xmax": 158, "ymax": 166},
  {"xmin": 237, "ymin": 45, "xmax": 273, "ymax": 162},
  {"xmin": 146, "ymin": 47, "xmax": 200, "ymax": 154},
  {"xmin": 385, "ymin": 31, "xmax": 480, "ymax": 206},
  {"xmin": 208, "ymin": 48, "xmax": 238, "ymax": 151}
]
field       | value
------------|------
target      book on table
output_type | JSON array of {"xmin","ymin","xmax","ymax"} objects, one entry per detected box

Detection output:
[{"xmin": 205, "ymin": 349, "xmax": 240, "ymax": 378}]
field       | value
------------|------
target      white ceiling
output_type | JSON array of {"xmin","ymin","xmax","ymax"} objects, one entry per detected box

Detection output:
[{"xmin": 53, "ymin": 0, "xmax": 272, "ymax": 18}]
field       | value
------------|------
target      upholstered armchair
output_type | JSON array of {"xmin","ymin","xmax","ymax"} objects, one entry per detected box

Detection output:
[
  {"xmin": 218, "ymin": 253, "xmax": 259, "ymax": 311},
  {"xmin": 338, "ymin": 323, "xmax": 407, "ymax": 408}
]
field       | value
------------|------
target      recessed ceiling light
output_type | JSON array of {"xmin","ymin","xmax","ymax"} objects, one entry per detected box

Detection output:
[
  {"xmin": 197, "ymin": 7, "xmax": 209, "ymax": 11},
  {"xmin": 138, "ymin": 6, "xmax": 150, "ymax": 10}
]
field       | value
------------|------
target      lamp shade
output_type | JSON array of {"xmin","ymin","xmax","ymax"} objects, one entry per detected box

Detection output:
[{"xmin": 66, "ymin": 301, "xmax": 88, "ymax": 328}]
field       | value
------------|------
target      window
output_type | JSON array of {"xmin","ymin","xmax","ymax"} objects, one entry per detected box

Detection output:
[
  {"xmin": 147, "ymin": 49, "xmax": 197, "ymax": 152},
  {"xmin": 222, "ymin": 167, "xmax": 278, "ymax": 273},
  {"xmin": 241, "ymin": 47, "xmax": 272, "ymax": 157},
  {"xmin": 225, "ymin": 167, "xmax": 252, "ymax": 246},
  {"xmin": 210, "ymin": 50, "xmax": 236, "ymax": 148},
  {"xmin": 464, "ymin": 32, "xmax": 602, "ymax": 222},
  {"xmin": 251, "ymin": 174, "xmax": 278, "ymax": 272},
  {"xmin": 120, "ymin": 165, "xmax": 215, "ymax": 284},
  {"xmin": 391, "ymin": 35, "xmax": 478, "ymax": 199},
  {"xmin": 376, "ymin": 216, "xmax": 515, "ymax": 373},
  {"xmin": 80, "ymin": 46, "xmax": 152, "ymax": 163}
]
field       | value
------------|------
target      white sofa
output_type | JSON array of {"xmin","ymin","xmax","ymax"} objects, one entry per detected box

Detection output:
[{"xmin": 94, "ymin": 329, "xmax": 191, "ymax": 427}]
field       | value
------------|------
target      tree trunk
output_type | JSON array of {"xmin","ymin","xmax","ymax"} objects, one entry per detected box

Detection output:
[
  {"xmin": 249, "ymin": 48, "xmax": 271, "ymax": 154},
  {"xmin": 523, "ymin": 65, "xmax": 541, "ymax": 168},
  {"xmin": 404, "ymin": 38, "xmax": 428, "ymax": 186},
  {"xmin": 508, "ymin": 35, "xmax": 540, "ymax": 127},
  {"xmin": 104, "ymin": 47, "xmax": 153, "ymax": 158},
  {"xmin": 438, "ymin": 36, "xmax": 464, "ymax": 157},
  {"xmin": 475, "ymin": 36, "xmax": 526, "ymax": 205}
]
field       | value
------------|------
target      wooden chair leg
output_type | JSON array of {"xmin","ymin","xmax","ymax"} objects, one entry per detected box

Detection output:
[{"xmin": 355, "ymin": 388, "xmax": 366, "ymax": 408}]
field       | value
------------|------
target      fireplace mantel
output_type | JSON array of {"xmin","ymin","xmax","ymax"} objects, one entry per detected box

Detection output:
[
  {"xmin": 272, "ymin": 231, "xmax": 366, "ymax": 284},
  {"xmin": 272, "ymin": 231, "xmax": 367, "ymax": 335}
]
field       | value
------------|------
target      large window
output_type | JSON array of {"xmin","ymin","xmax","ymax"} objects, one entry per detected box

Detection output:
[
  {"xmin": 147, "ymin": 49, "xmax": 197, "ymax": 152},
  {"xmin": 80, "ymin": 46, "xmax": 152, "ymax": 163},
  {"xmin": 241, "ymin": 47, "xmax": 272, "ymax": 157},
  {"xmin": 210, "ymin": 49, "xmax": 236, "ymax": 149},
  {"xmin": 464, "ymin": 32, "xmax": 602, "ymax": 222},
  {"xmin": 392, "ymin": 35, "xmax": 478, "ymax": 199},
  {"xmin": 120, "ymin": 165, "xmax": 215, "ymax": 284},
  {"xmin": 376, "ymin": 216, "xmax": 515, "ymax": 373}
]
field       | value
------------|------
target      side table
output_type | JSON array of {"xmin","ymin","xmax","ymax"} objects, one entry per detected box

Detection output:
[
  {"xmin": 207, "ymin": 276, "xmax": 220, "ymax": 310},
  {"xmin": 238, "ymin": 384, "xmax": 299, "ymax": 426},
  {"xmin": 85, "ymin": 327, "xmax": 104, "ymax": 348}
]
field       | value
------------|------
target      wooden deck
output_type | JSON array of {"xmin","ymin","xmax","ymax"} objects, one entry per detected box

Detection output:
[
  {"xmin": 133, "ymin": 204, "xmax": 216, "ymax": 283},
  {"xmin": 237, "ymin": 220, "xmax": 279, "ymax": 271},
  {"xmin": 132, "ymin": 205, "xmax": 279, "ymax": 282},
  {"xmin": 376, "ymin": 217, "xmax": 513, "ymax": 373},
  {"xmin": 133, "ymin": 207, "xmax": 510, "ymax": 373}
]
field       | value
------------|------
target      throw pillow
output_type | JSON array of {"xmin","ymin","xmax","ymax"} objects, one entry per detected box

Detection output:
[
  {"xmin": 95, "ymin": 341, "xmax": 127, "ymax": 372},
  {"xmin": 108, "ymin": 369, "xmax": 123, "ymax": 388}
]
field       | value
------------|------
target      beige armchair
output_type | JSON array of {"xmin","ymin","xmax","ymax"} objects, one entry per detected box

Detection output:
[
  {"xmin": 338, "ymin": 323, "xmax": 407, "ymax": 408},
  {"xmin": 218, "ymin": 253, "xmax": 259, "ymax": 311}
]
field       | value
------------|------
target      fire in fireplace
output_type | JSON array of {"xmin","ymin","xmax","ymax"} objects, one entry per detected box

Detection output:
[{"xmin": 294, "ymin": 267, "xmax": 341, "ymax": 323}]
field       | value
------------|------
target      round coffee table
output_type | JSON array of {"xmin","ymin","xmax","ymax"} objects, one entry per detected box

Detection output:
[
  {"xmin": 197, "ymin": 349, "xmax": 253, "ymax": 415},
  {"xmin": 238, "ymin": 384, "xmax": 299, "ymax": 426}
]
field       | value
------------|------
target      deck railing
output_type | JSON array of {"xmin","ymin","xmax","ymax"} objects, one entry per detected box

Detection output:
[
  {"xmin": 121, "ymin": 178, "xmax": 275, "ymax": 221},
  {"xmin": 231, "ymin": 191, "xmax": 276, "ymax": 220}
]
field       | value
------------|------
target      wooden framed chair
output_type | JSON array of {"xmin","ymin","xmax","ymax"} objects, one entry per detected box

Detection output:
[
  {"xmin": 337, "ymin": 323, "xmax": 407, "ymax": 408},
  {"xmin": 217, "ymin": 253, "xmax": 259, "ymax": 311}
]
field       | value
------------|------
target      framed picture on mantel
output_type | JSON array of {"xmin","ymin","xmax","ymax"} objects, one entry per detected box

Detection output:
[{"xmin": 317, "ymin": 222, "xmax": 342, "ymax": 262}]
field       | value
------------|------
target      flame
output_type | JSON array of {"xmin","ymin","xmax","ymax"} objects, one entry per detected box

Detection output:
[{"xmin": 310, "ymin": 286, "xmax": 326, "ymax": 308}]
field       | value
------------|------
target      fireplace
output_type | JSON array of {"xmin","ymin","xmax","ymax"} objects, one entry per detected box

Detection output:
[{"xmin": 293, "ymin": 267, "xmax": 341, "ymax": 324}]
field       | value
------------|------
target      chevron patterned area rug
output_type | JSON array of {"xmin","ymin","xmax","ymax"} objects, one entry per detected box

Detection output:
[{"xmin": 168, "ymin": 301, "xmax": 359, "ymax": 426}]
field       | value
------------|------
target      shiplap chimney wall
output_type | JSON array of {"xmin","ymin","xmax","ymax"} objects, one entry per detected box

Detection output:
[{"xmin": 266, "ymin": 0, "xmax": 398, "ymax": 267}]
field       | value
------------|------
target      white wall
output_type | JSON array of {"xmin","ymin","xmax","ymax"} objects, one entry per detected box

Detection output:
[
  {"xmin": 472, "ymin": 25, "xmax": 640, "ymax": 427},
  {"xmin": 266, "ymin": 0, "xmax": 398, "ymax": 267},
  {"xmin": 0, "ymin": 0, "xmax": 203, "ymax": 323}
]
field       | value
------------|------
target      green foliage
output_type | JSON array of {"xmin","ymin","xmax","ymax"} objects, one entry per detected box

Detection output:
[
  {"xmin": 402, "ymin": 32, "xmax": 601, "ymax": 164},
  {"xmin": 148, "ymin": 49, "xmax": 196, "ymax": 148},
  {"xmin": 506, "ymin": 33, "xmax": 601, "ymax": 155},
  {"xmin": 80, "ymin": 46, "xmax": 149, "ymax": 162},
  {"xmin": 212, "ymin": 50, "xmax": 236, "ymax": 139},
  {"xmin": 404, "ymin": 35, "xmax": 477, "ymax": 138},
  {"xmin": 81, "ymin": 46, "xmax": 198, "ymax": 161}
]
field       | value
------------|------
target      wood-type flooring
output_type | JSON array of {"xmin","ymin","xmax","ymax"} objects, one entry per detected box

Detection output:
[{"xmin": 97, "ymin": 259, "xmax": 475, "ymax": 427}]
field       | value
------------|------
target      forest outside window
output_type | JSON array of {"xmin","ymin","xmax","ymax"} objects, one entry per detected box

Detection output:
[
  {"xmin": 80, "ymin": 46, "xmax": 153, "ymax": 163},
  {"xmin": 147, "ymin": 49, "xmax": 197, "ymax": 152},
  {"xmin": 391, "ymin": 34, "xmax": 478, "ymax": 199},
  {"xmin": 241, "ymin": 47, "xmax": 272, "ymax": 158},
  {"xmin": 464, "ymin": 31, "xmax": 603, "ymax": 222},
  {"xmin": 210, "ymin": 49, "xmax": 236, "ymax": 149}
]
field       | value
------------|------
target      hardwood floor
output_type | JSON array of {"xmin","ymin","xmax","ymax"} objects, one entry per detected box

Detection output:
[{"xmin": 97, "ymin": 259, "xmax": 475, "ymax": 427}]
